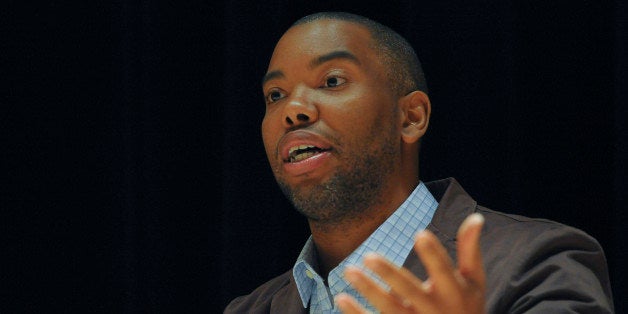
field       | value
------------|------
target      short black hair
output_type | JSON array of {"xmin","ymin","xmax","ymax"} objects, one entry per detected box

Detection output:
[{"xmin": 292, "ymin": 12, "xmax": 428, "ymax": 96}]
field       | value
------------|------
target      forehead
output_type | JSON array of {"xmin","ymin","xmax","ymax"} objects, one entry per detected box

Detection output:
[{"xmin": 267, "ymin": 20, "xmax": 376, "ymax": 70}]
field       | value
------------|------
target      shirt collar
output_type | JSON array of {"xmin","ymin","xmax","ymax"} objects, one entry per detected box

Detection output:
[{"xmin": 292, "ymin": 181, "xmax": 438, "ymax": 310}]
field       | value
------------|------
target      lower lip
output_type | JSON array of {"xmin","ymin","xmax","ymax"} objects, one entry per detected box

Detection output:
[{"xmin": 283, "ymin": 151, "xmax": 332, "ymax": 176}]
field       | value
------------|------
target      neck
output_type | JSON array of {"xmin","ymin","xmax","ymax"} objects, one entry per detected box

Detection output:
[
  {"xmin": 308, "ymin": 211, "xmax": 385, "ymax": 278},
  {"xmin": 308, "ymin": 181, "xmax": 416, "ymax": 277}
]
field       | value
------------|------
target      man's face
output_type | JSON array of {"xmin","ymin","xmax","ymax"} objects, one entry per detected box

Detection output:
[{"xmin": 261, "ymin": 20, "xmax": 403, "ymax": 223}]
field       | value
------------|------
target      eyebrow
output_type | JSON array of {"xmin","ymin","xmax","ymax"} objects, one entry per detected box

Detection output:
[
  {"xmin": 261, "ymin": 70, "xmax": 284, "ymax": 86},
  {"xmin": 261, "ymin": 50, "xmax": 360, "ymax": 86},
  {"xmin": 309, "ymin": 50, "xmax": 361, "ymax": 68}
]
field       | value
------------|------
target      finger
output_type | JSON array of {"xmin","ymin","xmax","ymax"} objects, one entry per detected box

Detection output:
[
  {"xmin": 363, "ymin": 253, "xmax": 439, "ymax": 312},
  {"xmin": 414, "ymin": 229, "xmax": 460, "ymax": 296},
  {"xmin": 456, "ymin": 213, "xmax": 485, "ymax": 288},
  {"xmin": 335, "ymin": 293, "xmax": 368, "ymax": 314},
  {"xmin": 363, "ymin": 253, "xmax": 424, "ymax": 296},
  {"xmin": 344, "ymin": 266, "xmax": 408, "ymax": 312}
]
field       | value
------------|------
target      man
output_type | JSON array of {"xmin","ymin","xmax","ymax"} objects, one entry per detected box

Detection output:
[{"xmin": 224, "ymin": 12, "xmax": 613, "ymax": 313}]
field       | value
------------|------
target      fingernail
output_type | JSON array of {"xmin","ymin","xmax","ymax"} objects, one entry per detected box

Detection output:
[
  {"xmin": 469, "ymin": 213, "xmax": 485, "ymax": 225},
  {"xmin": 460, "ymin": 213, "xmax": 485, "ymax": 234},
  {"xmin": 415, "ymin": 229, "xmax": 432, "ymax": 242}
]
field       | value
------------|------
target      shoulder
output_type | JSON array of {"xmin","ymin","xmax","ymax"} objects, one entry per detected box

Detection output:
[
  {"xmin": 476, "ymin": 206, "xmax": 614, "ymax": 313},
  {"xmin": 223, "ymin": 269, "xmax": 295, "ymax": 314},
  {"xmin": 478, "ymin": 206, "xmax": 593, "ymax": 237},
  {"xmin": 476, "ymin": 205, "xmax": 608, "ymax": 280},
  {"xmin": 477, "ymin": 206, "xmax": 605, "ymax": 258}
]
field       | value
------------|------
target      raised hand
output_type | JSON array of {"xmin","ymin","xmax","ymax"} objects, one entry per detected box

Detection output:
[{"xmin": 336, "ymin": 213, "xmax": 486, "ymax": 314}]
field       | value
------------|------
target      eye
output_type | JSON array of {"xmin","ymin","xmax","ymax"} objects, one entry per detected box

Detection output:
[
  {"xmin": 323, "ymin": 76, "xmax": 347, "ymax": 88},
  {"xmin": 266, "ymin": 89, "xmax": 286, "ymax": 103}
]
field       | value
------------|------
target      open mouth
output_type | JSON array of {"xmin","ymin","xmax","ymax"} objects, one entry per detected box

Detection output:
[{"xmin": 286, "ymin": 145, "xmax": 330, "ymax": 163}]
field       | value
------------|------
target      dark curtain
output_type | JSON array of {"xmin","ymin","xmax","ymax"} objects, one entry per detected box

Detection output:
[{"xmin": 3, "ymin": 0, "xmax": 626, "ymax": 313}]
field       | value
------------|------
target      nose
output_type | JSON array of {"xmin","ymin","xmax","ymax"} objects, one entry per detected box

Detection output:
[{"xmin": 282, "ymin": 85, "xmax": 318, "ymax": 128}]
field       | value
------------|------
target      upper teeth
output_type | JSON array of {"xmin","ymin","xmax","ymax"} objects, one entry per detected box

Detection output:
[{"xmin": 289, "ymin": 145, "xmax": 315, "ymax": 155}]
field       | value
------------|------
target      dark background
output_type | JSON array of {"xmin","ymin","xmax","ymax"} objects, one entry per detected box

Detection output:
[{"xmin": 3, "ymin": 0, "xmax": 626, "ymax": 313}]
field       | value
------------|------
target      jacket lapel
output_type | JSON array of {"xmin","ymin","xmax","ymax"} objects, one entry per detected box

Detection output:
[
  {"xmin": 403, "ymin": 178, "xmax": 478, "ymax": 279},
  {"xmin": 270, "ymin": 271, "xmax": 308, "ymax": 314}
]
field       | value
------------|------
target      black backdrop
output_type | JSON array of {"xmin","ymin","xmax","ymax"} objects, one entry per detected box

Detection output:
[{"xmin": 3, "ymin": 0, "xmax": 626, "ymax": 313}]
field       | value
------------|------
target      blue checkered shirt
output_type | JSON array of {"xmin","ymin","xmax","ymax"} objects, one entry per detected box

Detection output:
[{"xmin": 293, "ymin": 181, "xmax": 438, "ymax": 313}]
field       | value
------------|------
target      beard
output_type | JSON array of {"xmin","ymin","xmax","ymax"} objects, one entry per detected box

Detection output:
[{"xmin": 276, "ymin": 125, "xmax": 398, "ymax": 226}]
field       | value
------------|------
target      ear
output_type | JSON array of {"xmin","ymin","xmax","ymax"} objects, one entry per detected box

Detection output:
[{"xmin": 399, "ymin": 91, "xmax": 431, "ymax": 144}]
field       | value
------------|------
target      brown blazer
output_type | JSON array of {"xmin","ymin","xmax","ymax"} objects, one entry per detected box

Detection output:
[{"xmin": 224, "ymin": 178, "xmax": 614, "ymax": 313}]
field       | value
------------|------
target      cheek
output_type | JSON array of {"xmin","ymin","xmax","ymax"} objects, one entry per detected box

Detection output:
[
  {"xmin": 336, "ymin": 93, "xmax": 387, "ymax": 126},
  {"xmin": 261, "ymin": 116, "xmax": 278, "ymax": 160}
]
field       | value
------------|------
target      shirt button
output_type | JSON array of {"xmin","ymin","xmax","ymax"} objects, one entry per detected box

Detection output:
[{"xmin": 305, "ymin": 269, "xmax": 314, "ymax": 279}]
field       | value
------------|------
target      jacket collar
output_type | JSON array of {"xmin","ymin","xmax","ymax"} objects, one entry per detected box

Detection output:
[{"xmin": 425, "ymin": 177, "xmax": 478, "ymax": 241}]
